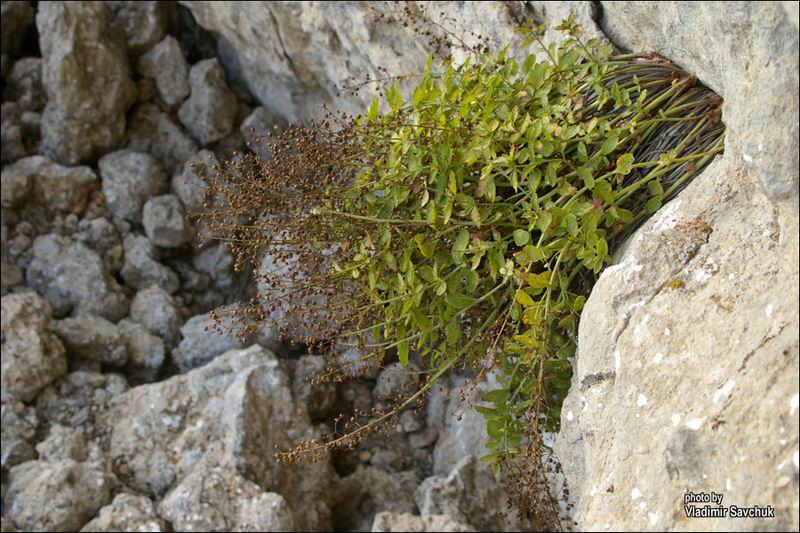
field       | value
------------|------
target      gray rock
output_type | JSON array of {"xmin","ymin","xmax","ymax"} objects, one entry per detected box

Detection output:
[
  {"xmin": 292, "ymin": 354, "xmax": 338, "ymax": 422},
  {"xmin": 3, "ymin": 57, "xmax": 45, "ymax": 112},
  {"xmin": 416, "ymin": 455, "xmax": 520, "ymax": 532},
  {"xmin": 0, "ymin": 1, "xmax": 34, "ymax": 57},
  {"xmin": 330, "ymin": 343, "xmax": 381, "ymax": 380},
  {"xmin": 171, "ymin": 149, "xmax": 217, "ymax": 213},
  {"xmin": 35, "ymin": 424, "xmax": 90, "ymax": 462},
  {"xmin": 554, "ymin": 155, "xmax": 799, "ymax": 531},
  {"xmin": 98, "ymin": 149, "xmax": 167, "ymax": 223},
  {"xmin": 182, "ymin": 2, "xmax": 602, "ymax": 124},
  {"xmin": 74, "ymin": 217, "xmax": 123, "ymax": 273},
  {"xmin": 1, "ymin": 291, "xmax": 66, "ymax": 402},
  {"xmin": 117, "ymin": 318, "xmax": 166, "ymax": 372},
  {"xmin": 137, "ymin": 35, "xmax": 190, "ymax": 106},
  {"xmin": 5, "ymin": 458, "xmax": 112, "ymax": 532},
  {"xmin": 105, "ymin": 345, "xmax": 334, "ymax": 530},
  {"xmin": 333, "ymin": 467, "xmax": 420, "ymax": 532},
  {"xmin": 171, "ymin": 310, "xmax": 245, "ymax": 372},
  {"xmin": 129, "ymin": 286, "xmax": 182, "ymax": 347},
  {"xmin": 1, "ymin": 155, "xmax": 97, "ymax": 214},
  {"xmin": 27, "ymin": 234, "xmax": 129, "ymax": 320},
  {"xmin": 142, "ymin": 194, "xmax": 192, "ymax": 247},
  {"xmin": 240, "ymin": 106, "xmax": 287, "ymax": 161},
  {"xmin": 178, "ymin": 58, "xmax": 238, "ymax": 145},
  {"xmin": 125, "ymin": 103, "xmax": 199, "ymax": 175},
  {"xmin": 52, "ymin": 314, "xmax": 129, "ymax": 366},
  {"xmin": 371, "ymin": 513, "xmax": 476, "ymax": 532},
  {"xmin": 36, "ymin": 370, "xmax": 128, "ymax": 437},
  {"xmin": 1, "ymin": 401, "xmax": 39, "ymax": 470},
  {"xmin": 120, "ymin": 234, "xmax": 180, "ymax": 294},
  {"xmin": 37, "ymin": 1, "xmax": 136, "ymax": 164},
  {"xmin": 0, "ymin": 262, "xmax": 24, "ymax": 295},
  {"xmin": 158, "ymin": 461, "xmax": 296, "ymax": 532},
  {"xmin": 193, "ymin": 242, "xmax": 235, "ymax": 288},
  {"xmin": 106, "ymin": 1, "xmax": 177, "ymax": 56},
  {"xmin": 80, "ymin": 493, "xmax": 166, "ymax": 533},
  {"xmin": 601, "ymin": 1, "xmax": 799, "ymax": 213},
  {"xmin": 374, "ymin": 362, "xmax": 420, "ymax": 401}
]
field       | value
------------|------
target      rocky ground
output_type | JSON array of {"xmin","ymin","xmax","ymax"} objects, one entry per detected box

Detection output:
[
  {"xmin": 1, "ymin": 1, "xmax": 798, "ymax": 532},
  {"xmin": 0, "ymin": 2, "xmax": 532, "ymax": 531}
]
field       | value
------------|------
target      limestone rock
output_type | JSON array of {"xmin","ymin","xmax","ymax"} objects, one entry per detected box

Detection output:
[
  {"xmin": 1, "ymin": 155, "xmax": 97, "ymax": 214},
  {"xmin": 374, "ymin": 362, "xmax": 420, "ymax": 401},
  {"xmin": 106, "ymin": 1, "xmax": 177, "ymax": 57},
  {"xmin": 142, "ymin": 194, "xmax": 192, "ymax": 248},
  {"xmin": 80, "ymin": 493, "xmax": 166, "ymax": 533},
  {"xmin": 5, "ymin": 458, "xmax": 112, "ymax": 532},
  {"xmin": 371, "ymin": 512, "xmax": 475, "ymax": 533},
  {"xmin": 129, "ymin": 286, "xmax": 183, "ymax": 347},
  {"xmin": 53, "ymin": 314, "xmax": 129, "ymax": 367},
  {"xmin": 601, "ymin": 1, "xmax": 799, "ymax": 213},
  {"xmin": 36, "ymin": 370, "xmax": 128, "ymax": 438},
  {"xmin": 37, "ymin": 1, "xmax": 136, "ymax": 164},
  {"xmin": 333, "ymin": 466, "xmax": 420, "ymax": 532},
  {"xmin": 125, "ymin": 103, "xmax": 199, "ymax": 175},
  {"xmin": 158, "ymin": 462, "xmax": 296, "ymax": 532},
  {"xmin": 178, "ymin": 58, "xmax": 238, "ymax": 145},
  {"xmin": 554, "ymin": 155, "xmax": 799, "ymax": 531},
  {"xmin": 105, "ymin": 345, "xmax": 334, "ymax": 530},
  {"xmin": 137, "ymin": 35, "xmax": 190, "ymax": 106},
  {"xmin": 192, "ymin": 242, "xmax": 236, "ymax": 289},
  {"xmin": 1, "ymin": 401, "xmax": 39, "ymax": 470},
  {"xmin": 34, "ymin": 424, "xmax": 91, "ymax": 462},
  {"xmin": 27, "ymin": 234, "xmax": 129, "ymax": 320},
  {"xmin": 171, "ymin": 149, "xmax": 217, "ymax": 213},
  {"xmin": 120, "ymin": 234, "xmax": 180, "ymax": 294},
  {"xmin": 3, "ymin": 58, "xmax": 46, "ymax": 113},
  {"xmin": 240, "ymin": 106, "xmax": 287, "ymax": 161},
  {"xmin": 292, "ymin": 354, "xmax": 338, "ymax": 422},
  {"xmin": 117, "ymin": 319, "xmax": 165, "ymax": 378},
  {"xmin": 98, "ymin": 149, "xmax": 167, "ymax": 224},
  {"xmin": 1, "ymin": 291, "xmax": 66, "ymax": 402}
]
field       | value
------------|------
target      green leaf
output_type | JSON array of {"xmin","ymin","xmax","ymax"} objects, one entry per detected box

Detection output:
[
  {"xmin": 577, "ymin": 167, "xmax": 594, "ymax": 188},
  {"xmin": 566, "ymin": 214, "xmax": 579, "ymax": 236},
  {"xmin": 366, "ymin": 97, "xmax": 379, "ymax": 120},
  {"xmin": 512, "ymin": 229, "xmax": 530, "ymax": 246},
  {"xmin": 645, "ymin": 196, "xmax": 662, "ymax": 213},
  {"xmin": 537, "ymin": 211, "xmax": 553, "ymax": 232},
  {"xmin": 415, "ymin": 234, "xmax": 435, "ymax": 257},
  {"xmin": 398, "ymin": 340, "xmax": 409, "ymax": 366},
  {"xmin": 515, "ymin": 289, "xmax": 534, "ymax": 307},
  {"xmin": 600, "ymin": 135, "xmax": 619, "ymax": 155},
  {"xmin": 615, "ymin": 153, "xmax": 634, "ymax": 175},
  {"xmin": 452, "ymin": 228, "xmax": 470, "ymax": 261}
]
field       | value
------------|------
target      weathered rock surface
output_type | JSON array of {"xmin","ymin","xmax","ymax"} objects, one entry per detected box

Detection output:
[
  {"xmin": 137, "ymin": 35, "xmax": 190, "ymax": 107},
  {"xmin": 129, "ymin": 286, "xmax": 183, "ymax": 348},
  {"xmin": 53, "ymin": 314, "xmax": 129, "ymax": 367},
  {"xmin": 120, "ymin": 234, "xmax": 180, "ymax": 294},
  {"xmin": 27, "ymin": 234, "xmax": 129, "ymax": 321},
  {"xmin": 5, "ymin": 456, "xmax": 112, "ymax": 532},
  {"xmin": 37, "ymin": 1, "xmax": 136, "ymax": 164},
  {"xmin": 240, "ymin": 106, "xmax": 286, "ymax": 161},
  {"xmin": 158, "ymin": 461, "xmax": 296, "ymax": 532},
  {"xmin": 80, "ymin": 493, "xmax": 166, "ymax": 533},
  {"xmin": 178, "ymin": 58, "xmax": 238, "ymax": 145},
  {"xmin": 105, "ymin": 345, "xmax": 334, "ymax": 530},
  {"xmin": 98, "ymin": 149, "xmax": 167, "ymax": 223},
  {"xmin": 1, "ymin": 401, "xmax": 39, "ymax": 470},
  {"xmin": 1, "ymin": 292, "xmax": 66, "ymax": 402},
  {"xmin": 371, "ymin": 512, "xmax": 476, "ymax": 533},
  {"xmin": 117, "ymin": 318, "xmax": 165, "ymax": 378},
  {"xmin": 333, "ymin": 466, "xmax": 420, "ymax": 532},
  {"xmin": 171, "ymin": 149, "xmax": 217, "ymax": 213},
  {"xmin": 3, "ymin": 58, "xmax": 45, "ymax": 113},
  {"xmin": 142, "ymin": 194, "xmax": 192, "ymax": 248},
  {"xmin": 125, "ymin": 103, "xmax": 199, "ymax": 175},
  {"xmin": 1, "ymin": 155, "xmax": 97, "ymax": 213},
  {"xmin": 555, "ymin": 155, "xmax": 800, "ymax": 531},
  {"xmin": 106, "ymin": 1, "xmax": 177, "ymax": 57},
  {"xmin": 0, "ymin": 1, "xmax": 34, "ymax": 58},
  {"xmin": 601, "ymin": 1, "xmax": 799, "ymax": 213}
]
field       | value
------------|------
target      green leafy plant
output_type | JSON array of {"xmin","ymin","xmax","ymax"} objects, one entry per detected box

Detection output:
[{"xmin": 197, "ymin": 11, "xmax": 723, "ymax": 495}]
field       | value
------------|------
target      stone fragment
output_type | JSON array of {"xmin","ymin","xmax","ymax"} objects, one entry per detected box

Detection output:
[
  {"xmin": 371, "ymin": 513, "xmax": 476, "ymax": 532},
  {"xmin": 158, "ymin": 462, "xmax": 296, "ymax": 532},
  {"xmin": 129, "ymin": 286, "xmax": 182, "ymax": 347},
  {"xmin": 178, "ymin": 58, "xmax": 238, "ymax": 145},
  {"xmin": 37, "ymin": 1, "xmax": 136, "ymax": 164},
  {"xmin": 1, "ymin": 155, "xmax": 97, "ymax": 214},
  {"xmin": 373, "ymin": 362, "xmax": 420, "ymax": 401},
  {"xmin": 98, "ymin": 149, "xmax": 167, "ymax": 224},
  {"xmin": 106, "ymin": 1, "xmax": 177, "ymax": 56},
  {"xmin": 27, "ymin": 234, "xmax": 129, "ymax": 320},
  {"xmin": 1, "ymin": 291, "xmax": 66, "ymax": 402},
  {"xmin": 120, "ymin": 234, "xmax": 180, "ymax": 294},
  {"xmin": 142, "ymin": 194, "xmax": 192, "ymax": 248},
  {"xmin": 52, "ymin": 314, "xmax": 129, "ymax": 366},
  {"xmin": 80, "ymin": 493, "xmax": 166, "ymax": 533},
  {"xmin": 137, "ymin": 35, "xmax": 190, "ymax": 106},
  {"xmin": 240, "ymin": 106, "xmax": 287, "ymax": 161},
  {"xmin": 125, "ymin": 103, "xmax": 199, "ymax": 175},
  {"xmin": 1, "ymin": 401, "xmax": 39, "ymax": 469},
  {"xmin": 333, "ymin": 467, "xmax": 420, "ymax": 532},
  {"xmin": 3, "ymin": 57, "xmax": 45, "ymax": 112}
]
